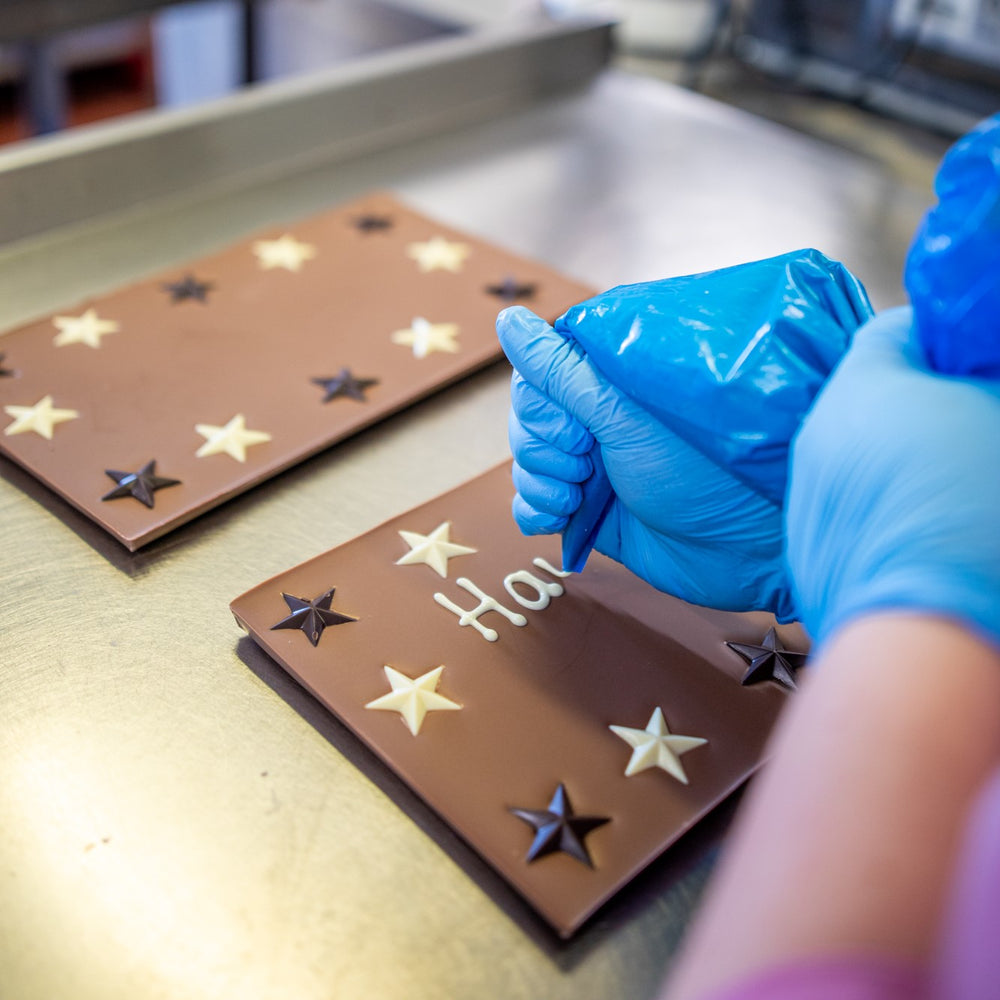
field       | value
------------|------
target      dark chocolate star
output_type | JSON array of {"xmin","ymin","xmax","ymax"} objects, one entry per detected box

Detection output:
[
  {"xmin": 352, "ymin": 213, "xmax": 394, "ymax": 233},
  {"xmin": 163, "ymin": 274, "xmax": 214, "ymax": 303},
  {"xmin": 726, "ymin": 627, "xmax": 809, "ymax": 690},
  {"xmin": 485, "ymin": 276, "xmax": 538, "ymax": 302},
  {"xmin": 510, "ymin": 783, "xmax": 610, "ymax": 867},
  {"xmin": 102, "ymin": 460, "xmax": 181, "ymax": 508},
  {"xmin": 270, "ymin": 588, "xmax": 357, "ymax": 646},
  {"xmin": 312, "ymin": 369, "xmax": 379, "ymax": 403},
  {"xmin": 0, "ymin": 353, "xmax": 15, "ymax": 377}
]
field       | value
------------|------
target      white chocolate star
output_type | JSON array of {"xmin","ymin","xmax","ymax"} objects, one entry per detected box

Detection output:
[
  {"xmin": 406, "ymin": 235, "xmax": 470, "ymax": 273},
  {"xmin": 365, "ymin": 665, "xmax": 461, "ymax": 736},
  {"xmin": 4, "ymin": 395, "xmax": 79, "ymax": 439},
  {"xmin": 252, "ymin": 234, "xmax": 317, "ymax": 272},
  {"xmin": 391, "ymin": 317, "xmax": 460, "ymax": 358},
  {"xmin": 396, "ymin": 521, "xmax": 476, "ymax": 577},
  {"xmin": 609, "ymin": 707, "xmax": 707, "ymax": 784},
  {"xmin": 195, "ymin": 413, "xmax": 271, "ymax": 462},
  {"xmin": 52, "ymin": 308, "xmax": 119, "ymax": 349}
]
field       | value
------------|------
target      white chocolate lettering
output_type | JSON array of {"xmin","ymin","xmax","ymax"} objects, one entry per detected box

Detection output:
[
  {"xmin": 503, "ymin": 570, "xmax": 564, "ymax": 610},
  {"xmin": 532, "ymin": 557, "xmax": 572, "ymax": 579},
  {"xmin": 433, "ymin": 577, "xmax": 527, "ymax": 642}
]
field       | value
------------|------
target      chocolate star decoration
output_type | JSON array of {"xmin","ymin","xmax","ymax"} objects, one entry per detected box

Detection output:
[
  {"xmin": 270, "ymin": 588, "xmax": 357, "ymax": 646},
  {"xmin": 0, "ymin": 353, "xmax": 15, "ymax": 377},
  {"xmin": 102, "ymin": 460, "xmax": 181, "ymax": 508},
  {"xmin": 726, "ymin": 627, "xmax": 808, "ymax": 690},
  {"xmin": 312, "ymin": 369, "xmax": 379, "ymax": 403},
  {"xmin": 485, "ymin": 276, "xmax": 537, "ymax": 302},
  {"xmin": 510, "ymin": 783, "xmax": 610, "ymax": 867},
  {"xmin": 352, "ymin": 213, "xmax": 394, "ymax": 233},
  {"xmin": 163, "ymin": 274, "xmax": 214, "ymax": 303}
]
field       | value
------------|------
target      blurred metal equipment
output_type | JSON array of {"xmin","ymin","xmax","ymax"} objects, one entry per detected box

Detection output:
[
  {"xmin": 737, "ymin": 0, "xmax": 1000, "ymax": 133},
  {"xmin": 0, "ymin": 0, "xmax": 256, "ymax": 134},
  {"xmin": 0, "ymin": 0, "xmax": 184, "ymax": 38}
]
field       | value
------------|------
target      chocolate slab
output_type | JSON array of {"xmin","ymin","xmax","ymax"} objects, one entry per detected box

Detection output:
[
  {"xmin": 0, "ymin": 193, "xmax": 593, "ymax": 549},
  {"xmin": 230, "ymin": 463, "xmax": 796, "ymax": 936}
]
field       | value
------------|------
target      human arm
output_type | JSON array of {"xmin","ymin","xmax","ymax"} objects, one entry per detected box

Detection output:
[
  {"xmin": 661, "ymin": 614, "xmax": 1000, "ymax": 1000},
  {"xmin": 662, "ymin": 307, "xmax": 1000, "ymax": 998}
]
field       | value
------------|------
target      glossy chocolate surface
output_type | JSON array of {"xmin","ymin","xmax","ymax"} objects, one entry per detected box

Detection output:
[
  {"xmin": 0, "ymin": 193, "xmax": 592, "ymax": 549},
  {"xmin": 231, "ymin": 463, "xmax": 792, "ymax": 936}
]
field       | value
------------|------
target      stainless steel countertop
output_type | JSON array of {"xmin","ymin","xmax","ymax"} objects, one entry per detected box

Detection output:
[{"xmin": 0, "ymin": 40, "xmax": 933, "ymax": 1000}]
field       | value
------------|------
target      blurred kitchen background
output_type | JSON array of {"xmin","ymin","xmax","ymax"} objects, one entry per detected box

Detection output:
[{"xmin": 2, "ymin": 1, "xmax": 998, "ymax": 176}]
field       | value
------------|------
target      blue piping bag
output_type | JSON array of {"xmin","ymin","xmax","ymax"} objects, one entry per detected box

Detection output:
[
  {"xmin": 561, "ymin": 445, "xmax": 615, "ymax": 573},
  {"xmin": 559, "ymin": 248, "xmax": 873, "ymax": 573}
]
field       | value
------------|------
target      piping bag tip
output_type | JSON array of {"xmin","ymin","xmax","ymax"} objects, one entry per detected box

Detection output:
[{"xmin": 561, "ymin": 445, "xmax": 615, "ymax": 573}]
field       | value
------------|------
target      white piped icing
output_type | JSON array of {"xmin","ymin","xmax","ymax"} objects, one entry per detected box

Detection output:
[
  {"xmin": 503, "ymin": 570, "xmax": 564, "ymax": 610},
  {"xmin": 434, "ymin": 577, "xmax": 527, "ymax": 642},
  {"xmin": 532, "ymin": 557, "xmax": 572, "ymax": 578}
]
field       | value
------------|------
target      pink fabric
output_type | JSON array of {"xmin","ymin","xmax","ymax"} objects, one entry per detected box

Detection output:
[
  {"xmin": 701, "ymin": 958, "xmax": 926, "ymax": 1000},
  {"xmin": 931, "ymin": 766, "xmax": 1000, "ymax": 1000},
  {"xmin": 697, "ymin": 766, "xmax": 1000, "ymax": 1000}
]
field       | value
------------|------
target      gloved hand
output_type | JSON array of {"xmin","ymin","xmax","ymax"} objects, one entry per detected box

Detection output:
[
  {"xmin": 786, "ymin": 306, "xmax": 1000, "ymax": 648},
  {"xmin": 497, "ymin": 249, "xmax": 873, "ymax": 617},
  {"xmin": 499, "ymin": 305, "xmax": 794, "ymax": 616},
  {"xmin": 905, "ymin": 111, "xmax": 1000, "ymax": 377}
]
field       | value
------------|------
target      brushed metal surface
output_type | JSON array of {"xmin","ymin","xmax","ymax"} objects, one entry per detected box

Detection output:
[{"xmin": 0, "ymin": 67, "xmax": 932, "ymax": 1000}]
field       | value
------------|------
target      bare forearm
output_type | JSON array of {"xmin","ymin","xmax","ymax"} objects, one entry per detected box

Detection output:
[{"xmin": 663, "ymin": 614, "xmax": 1000, "ymax": 1000}]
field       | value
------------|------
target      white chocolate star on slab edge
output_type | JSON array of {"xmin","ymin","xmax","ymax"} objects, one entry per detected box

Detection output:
[
  {"xmin": 4, "ymin": 395, "xmax": 79, "ymax": 439},
  {"xmin": 365, "ymin": 665, "xmax": 461, "ymax": 736},
  {"xmin": 609, "ymin": 707, "xmax": 707, "ymax": 784},
  {"xmin": 391, "ymin": 317, "xmax": 460, "ymax": 358},
  {"xmin": 405, "ymin": 235, "xmax": 470, "ymax": 273},
  {"xmin": 195, "ymin": 414, "xmax": 272, "ymax": 462},
  {"xmin": 52, "ymin": 308, "xmax": 119, "ymax": 349},
  {"xmin": 396, "ymin": 521, "xmax": 476, "ymax": 577},
  {"xmin": 252, "ymin": 234, "xmax": 317, "ymax": 272}
]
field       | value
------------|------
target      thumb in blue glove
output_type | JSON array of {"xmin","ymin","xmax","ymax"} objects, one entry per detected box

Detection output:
[
  {"xmin": 497, "ymin": 304, "xmax": 795, "ymax": 617},
  {"xmin": 786, "ymin": 306, "xmax": 1000, "ymax": 648}
]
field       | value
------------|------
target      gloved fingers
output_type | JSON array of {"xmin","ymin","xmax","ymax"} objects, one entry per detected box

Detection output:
[
  {"xmin": 511, "ymin": 371, "xmax": 593, "ymax": 456},
  {"xmin": 497, "ymin": 305, "xmax": 642, "ymax": 442},
  {"xmin": 508, "ymin": 407, "xmax": 593, "ymax": 482},
  {"xmin": 511, "ymin": 492, "xmax": 568, "ymax": 536},
  {"xmin": 511, "ymin": 461, "xmax": 583, "ymax": 518}
]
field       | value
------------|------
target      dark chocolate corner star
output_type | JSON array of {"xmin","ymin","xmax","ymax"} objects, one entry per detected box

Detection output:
[
  {"xmin": 102, "ymin": 460, "xmax": 181, "ymax": 508},
  {"xmin": 726, "ymin": 627, "xmax": 809, "ymax": 690},
  {"xmin": 485, "ymin": 276, "xmax": 538, "ymax": 302},
  {"xmin": 163, "ymin": 274, "xmax": 214, "ymax": 303},
  {"xmin": 312, "ymin": 369, "xmax": 379, "ymax": 403},
  {"xmin": 510, "ymin": 783, "xmax": 610, "ymax": 867},
  {"xmin": 352, "ymin": 213, "xmax": 394, "ymax": 233},
  {"xmin": 0, "ymin": 353, "xmax": 16, "ymax": 377},
  {"xmin": 270, "ymin": 588, "xmax": 357, "ymax": 646}
]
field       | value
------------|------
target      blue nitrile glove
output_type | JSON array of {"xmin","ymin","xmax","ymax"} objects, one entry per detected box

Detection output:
[
  {"xmin": 785, "ymin": 306, "xmax": 1000, "ymax": 648},
  {"xmin": 499, "ymin": 305, "xmax": 795, "ymax": 617},
  {"xmin": 556, "ymin": 249, "xmax": 873, "ymax": 505},
  {"xmin": 905, "ymin": 111, "xmax": 1000, "ymax": 378},
  {"xmin": 497, "ymin": 249, "xmax": 872, "ymax": 617}
]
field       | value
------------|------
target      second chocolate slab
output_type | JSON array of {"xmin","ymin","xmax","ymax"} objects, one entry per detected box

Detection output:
[
  {"xmin": 231, "ymin": 463, "xmax": 792, "ymax": 936},
  {"xmin": 0, "ymin": 193, "xmax": 593, "ymax": 549}
]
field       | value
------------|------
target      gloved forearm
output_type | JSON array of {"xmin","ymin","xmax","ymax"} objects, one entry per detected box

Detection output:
[{"xmin": 785, "ymin": 306, "xmax": 1000, "ymax": 649}]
